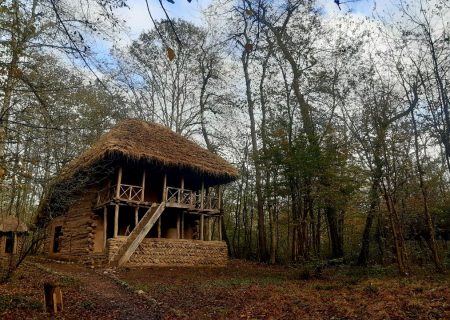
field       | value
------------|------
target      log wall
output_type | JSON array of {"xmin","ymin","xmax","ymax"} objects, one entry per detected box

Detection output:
[{"xmin": 44, "ymin": 189, "xmax": 103, "ymax": 263}]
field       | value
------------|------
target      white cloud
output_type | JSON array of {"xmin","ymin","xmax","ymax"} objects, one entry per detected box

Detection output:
[{"xmin": 114, "ymin": 0, "xmax": 212, "ymax": 44}]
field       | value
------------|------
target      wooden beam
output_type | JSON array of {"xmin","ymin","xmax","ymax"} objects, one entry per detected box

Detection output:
[
  {"xmin": 177, "ymin": 213, "xmax": 180, "ymax": 239},
  {"xmin": 158, "ymin": 217, "xmax": 161, "ymax": 238},
  {"xmin": 181, "ymin": 212, "xmax": 185, "ymax": 239},
  {"xmin": 200, "ymin": 180, "xmax": 204, "ymax": 210},
  {"xmin": 107, "ymin": 180, "xmax": 111, "ymax": 200},
  {"xmin": 134, "ymin": 207, "xmax": 139, "ymax": 227},
  {"xmin": 13, "ymin": 233, "xmax": 17, "ymax": 254},
  {"xmin": 116, "ymin": 167, "xmax": 123, "ymax": 198},
  {"xmin": 200, "ymin": 214, "xmax": 204, "ymax": 240},
  {"xmin": 141, "ymin": 170, "xmax": 146, "ymax": 202},
  {"xmin": 218, "ymin": 185, "xmax": 222, "ymax": 210},
  {"xmin": 208, "ymin": 217, "xmax": 212, "ymax": 241},
  {"xmin": 114, "ymin": 203, "xmax": 166, "ymax": 267},
  {"xmin": 179, "ymin": 176, "xmax": 184, "ymax": 203},
  {"xmin": 114, "ymin": 204, "xmax": 119, "ymax": 238},
  {"xmin": 103, "ymin": 206, "xmax": 107, "ymax": 249},
  {"xmin": 163, "ymin": 173, "xmax": 167, "ymax": 202},
  {"xmin": 219, "ymin": 216, "xmax": 222, "ymax": 241}
]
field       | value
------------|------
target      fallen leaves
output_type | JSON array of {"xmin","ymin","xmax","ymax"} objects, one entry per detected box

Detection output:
[{"xmin": 2, "ymin": 258, "xmax": 450, "ymax": 319}]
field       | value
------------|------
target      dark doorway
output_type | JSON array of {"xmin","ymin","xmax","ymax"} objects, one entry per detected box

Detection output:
[
  {"xmin": 5, "ymin": 232, "xmax": 14, "ymax": 254},
  {"xmin": 52, "ymin": 226, "xmax": 63, "ymax": 253}
]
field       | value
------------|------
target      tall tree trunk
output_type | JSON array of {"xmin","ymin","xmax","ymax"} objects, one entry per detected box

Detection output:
[
  {"xmin": 358, "ymin": 153, "xmax": 383, "ymax": 266},
  {"xmin": 411, "ymin": 110, "xmax": 444, "ymax": 272},
  {"xmin": 241, "ymin": 45, "xmax": 268, "ymax": 261},
  {"xmin": 381, "ymin": 182, "xmax": 409, "ymax": 275},
  {"xmin": 325, "ymin": 206, "xmax": 344, "ymax": 258}
]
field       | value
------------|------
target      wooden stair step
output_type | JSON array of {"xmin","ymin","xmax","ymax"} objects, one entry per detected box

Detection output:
[{"xmin": 110, "ymin": 202, "xmax": 166, "ymax": 267}]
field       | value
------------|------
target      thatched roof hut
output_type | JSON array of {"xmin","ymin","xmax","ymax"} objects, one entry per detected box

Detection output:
[
  {"xmin": 58, "ymin": 119, "xmax": 238, "ymax": 184},
  {"xmin": 37, "ymin": 119, "xmax": 238, "ymax": 226},
  {"xmin": 0, "ymin": 216, "xmax": 28, "ymax": 233}
]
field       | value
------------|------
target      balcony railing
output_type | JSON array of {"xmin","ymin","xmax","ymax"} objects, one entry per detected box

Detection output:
[
  {"xmin": 165, "ymin": 187, "xmax": 219, "ymax": 211},
  {"xmin": 116, "ymin": 184, "xmax": 143, "ymax": 202},
  {"xmin": 97, "ymin": 186, "xmax": 114, "ymax": 205},
  {"xmin": 96, "ymin": 184, "xmax": 219, "ymax": 211},
  {"xmin": 97, "ymin": 184, "xmax": 143, "ymax": 205}
]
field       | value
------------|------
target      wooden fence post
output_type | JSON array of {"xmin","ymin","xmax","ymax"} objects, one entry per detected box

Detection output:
[{"xmin": 44, "ymin": 282, "xmax": 63, "ymax": 314}]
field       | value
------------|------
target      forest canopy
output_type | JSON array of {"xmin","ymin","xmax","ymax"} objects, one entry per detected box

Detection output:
[{"xmin": 1, "ymin": 0, "xmax": 450, "ymax": 275}]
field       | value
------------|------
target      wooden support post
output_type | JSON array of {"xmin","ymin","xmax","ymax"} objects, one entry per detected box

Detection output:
[
  {"xmin": 114, "ymin": 204, "xmax": 119, "ymax": 238},
  {"xmin": 116, "ymin": 167, "xmax": 123, "ymax": 198},
  {"xmin": 134, "ymin": 207, "xmax": 139, "ymax": 227},
  {"xmin": 107, "ymin": 180, "xmax": 111, "ymax": 201},
  {"xmin": 181, "ymin": 212, "xmax": 185, "ymax": 239},
  {"xmin": 177, "ymin": 213, "xmax": 180, "ymax": 239},
  {"xmin": 218, "ymin": 186, "xmax": 222, "ymax": 210},
  {"xmin": 163, "ymin": 173, "xmax": 167, "ymax": 202},
  {"xmin": 103, "ymin": 206, "xmax": 107, "ymax": 249},
  {"xmin": 44, "ymin": 282, "xmax": 63, "ymax": 314},
  {"xmin": 179, "ymin": 176, "xmax": 184, "ymax": 203},
  {"xmin": 200, "ymin": 214, "xmax": 204, "ymax": 240},
  {"xmin": 141, "ymin": 170, "xmax": 146, "ymax": 202},
  {"xmin": 219, "ymin": 217, "xmax": 222, "ymax": 241},
  {"xmin": 158, "ymin": 217, "xmax": 161, "ymax": 238},
  {"xmin": 200, "ymin": 180, "xmax": 204, "ymax": 210},
  {"xmin": 13, "ymin": 233, "xmax": 17, "ymax": 254},
  {"xmin": 208, "ymin": 217, "xmax": 212, "ymax": 241}
]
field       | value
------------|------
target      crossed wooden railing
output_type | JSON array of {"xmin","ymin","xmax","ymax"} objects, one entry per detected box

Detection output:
[
  {"xmin": 165, "ymin": 187, "xmax": 219, "ymax": 210},
  {"xmin": 97, "ymin": 184, "xmax": 143, "ymax": 205},
  {"xmin": 97, "ymin": 184, "xmax": 219, "ymax": 210}
]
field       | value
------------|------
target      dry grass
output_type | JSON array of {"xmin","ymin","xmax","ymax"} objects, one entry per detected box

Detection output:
[{"xmin": 59, "ymin": 119, "xmax": 238, "ymax": 183}]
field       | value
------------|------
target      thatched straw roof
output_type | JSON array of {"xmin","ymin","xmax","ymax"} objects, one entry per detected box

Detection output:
[
  {"xmin": 58, "ymin": 119, "xmax": 238, "ymax": 183},
  {"xmin": 0, "ymin": 216, "xmax": 28, "ymax": 233}
]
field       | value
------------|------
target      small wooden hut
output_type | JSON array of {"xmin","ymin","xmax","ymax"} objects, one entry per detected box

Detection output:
[
  {"xmin": 0, "ymin": 216, "xmax": 28, "ymax": 256},
  {"xmin": 38, "ymin": 119, "xmax": 238, "ymax": 267}
]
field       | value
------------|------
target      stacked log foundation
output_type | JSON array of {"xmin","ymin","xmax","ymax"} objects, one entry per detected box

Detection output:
[{"xmin": 107, "ymin": 238, "xmax": 228, "ymax": 266}]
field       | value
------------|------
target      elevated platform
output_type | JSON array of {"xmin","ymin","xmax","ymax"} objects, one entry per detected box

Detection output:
[{"xmin": 94, "ymin": 185, "xmax": 221, "ymax": 215}]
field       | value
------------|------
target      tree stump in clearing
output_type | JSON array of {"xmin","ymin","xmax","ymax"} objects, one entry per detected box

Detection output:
[{"xmin": 44, "ymin": 282, "xmax": 63, "ymax": 314}]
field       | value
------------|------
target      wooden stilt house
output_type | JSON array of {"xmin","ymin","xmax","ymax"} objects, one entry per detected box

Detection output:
[{"xmin": 37, "ymin": 119, "xmax": 238, "ymax": 267}]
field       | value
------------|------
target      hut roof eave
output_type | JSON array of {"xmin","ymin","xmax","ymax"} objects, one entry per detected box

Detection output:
[
  {"xmin": 0, "ymin": 216, "xmax": 28, "ymax": 232},
  {"xmin": 56, "ymin": 119, "xmax": 238, "ymax": 184}
]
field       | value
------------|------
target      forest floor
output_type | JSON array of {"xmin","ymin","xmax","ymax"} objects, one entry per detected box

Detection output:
[{"xmin": 1, "ymin": 257, "xmax": 450, "ymax": 319}]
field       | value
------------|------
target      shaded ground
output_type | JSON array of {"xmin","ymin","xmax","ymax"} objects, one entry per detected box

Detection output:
[
  {"xmin": 1, "ymin": 258, "xmax": 450, "ymax": 319},
  {"xmin": 0, "ymin": 258, "xmax": 160, "ymax": 319},
  {"xmin": 117, "ymin": 261, "xmax": 450, "ymax": 319}
]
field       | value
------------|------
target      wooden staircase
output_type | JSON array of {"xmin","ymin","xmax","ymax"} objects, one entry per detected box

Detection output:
[{"xmin": 110, "ymin": 202, "xmax": 166, "ymax": 267}]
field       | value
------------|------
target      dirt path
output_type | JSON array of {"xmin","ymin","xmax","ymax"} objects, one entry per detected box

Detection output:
[{"xmin": 33, "ymin": 259, "xmax": 162, "ymax": 320}]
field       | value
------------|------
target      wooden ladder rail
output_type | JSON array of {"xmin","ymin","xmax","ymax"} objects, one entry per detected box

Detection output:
[{"xmin": 110, "ymin": 202, "xmax": 166, "ymax": 267}]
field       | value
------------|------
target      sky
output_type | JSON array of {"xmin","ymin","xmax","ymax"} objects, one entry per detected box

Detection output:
[
  {"xmin": 85, "ymin": 0, "xmax": 397, "ymax": 67},
  {"xmin": 112, "ymin": 0, "xmax": 390, "ymax": 44},
  {"xmin": 114, "ymin": 0, "xmax": 213, "ymax": 43}
]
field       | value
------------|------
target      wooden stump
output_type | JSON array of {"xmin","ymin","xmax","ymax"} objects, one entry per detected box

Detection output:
[{"xmin": 44, "ymin": 282, "xmax": 63, "ymax": 314}]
